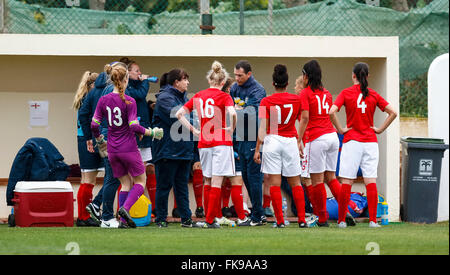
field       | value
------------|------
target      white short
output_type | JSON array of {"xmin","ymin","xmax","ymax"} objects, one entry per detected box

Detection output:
[
  {"xmin": 261, "ymin": 135, "xmax": 301, "ymax": 177},
  {"xmin": 139, "ymin": 147, "xmax": 152, "ymax": 163},
  {"xmin": 199, "ymin": 145, "xmax": 236, "ymax": 178},
  {"xmin": 300, "ymin": 142, "xmax": 310, "ymax": 179},
  {"xmin": 339, "ymin": 140, "xmax": 379, "ymax": 179},
  {"xmin": 307, "ymin": 132, "xmax": 339, "ymax": 174}
]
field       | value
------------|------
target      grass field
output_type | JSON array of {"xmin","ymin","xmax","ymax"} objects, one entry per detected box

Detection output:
[{"xmin": 0, "ymin": 221, "xmax": 448, "ymax": 255}]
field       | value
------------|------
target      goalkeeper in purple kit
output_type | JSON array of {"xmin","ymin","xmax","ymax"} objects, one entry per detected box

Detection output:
[{"xmin": 91, "ymin": 62, "xmax": 163, "ymax": 228}]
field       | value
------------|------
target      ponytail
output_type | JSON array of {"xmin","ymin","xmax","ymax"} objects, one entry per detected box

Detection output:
[
  {"xmin": 72, "ymin": 71, "xmax": 98, "ymax": 110},
  {"xmin": 353, "ymin": 62, "xmax": 369, "ymax": 98},
  {"xmin": 105, "ymin": 62, "xmax": 131, "ymax": 104}
]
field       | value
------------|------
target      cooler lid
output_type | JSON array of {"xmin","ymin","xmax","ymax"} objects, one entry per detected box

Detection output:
[{"xmin": 14, "ymin": 181, "xmax": 73, "ymax": 193}]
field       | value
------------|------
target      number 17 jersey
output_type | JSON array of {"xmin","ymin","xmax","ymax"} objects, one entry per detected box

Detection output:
[{"xmin": 259, "ymin": 92, "xmax": 302, "ymax": 138}]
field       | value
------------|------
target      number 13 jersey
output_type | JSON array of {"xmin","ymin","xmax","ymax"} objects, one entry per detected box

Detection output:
[
  {"xmin": 333, "ymin": 84, "xmax": 389, "ymax": 143},
  {"xmin": 183, "ymin": 88, "xmax": 234, "ymax": 148}
]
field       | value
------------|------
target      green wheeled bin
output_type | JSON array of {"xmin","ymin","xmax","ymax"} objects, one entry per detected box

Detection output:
[{"xmin": 400, "ymin": 137, "xmax": 449, "ymax": 223}]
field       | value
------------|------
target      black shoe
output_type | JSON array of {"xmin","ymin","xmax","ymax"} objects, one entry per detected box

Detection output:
[
  {"xmin": 181, "ymin": 218, "xmax": 202, "ymax": 228},
  {"xmin": 195, "ymin": 206, "xmax": 205, "ymax": 218},
  {"xmin": 345, "ymin": 212, "xmax": 357, "ymax": 226},
  {"xmin": 250, "ymin": 220, "xmax": 264, "ymax": 226},
  {"xmin": 276, "ymin": 223, "xmax": 285, "ymax": 228},
  {"xmin": 86, "ymin": 203, "xmax": 101, "ymax": 224},
  {"xmin": 156, "ymin": 221, "xmax": 168, "ymax": 228},
  {"xmin": 172, "ymin": 208, "xmax": 180, "ymax": 218},
  {"xmin": 261, "ymin": 215, "xmax": 267, "ymax": 225},
  {"xmin": 76, "ymin": 218, "xmax": 87, "ymax": 227},
  {"xmin": 118, "ymin": 207, "xmax": 136, "ymax": 228},
  {"xmin": 317, "ymin": 221, "xmax": 329, "ymax": 227},
  {"xmin": 202, "ymin": 222, "xmax": 220, "ymax": 229},
  {"xmin": 222, "ymin": 207, "xmax": 233, "ymax": 218},
  {"xmin": 298, "ymin": 222, "xmax": 307, "ymax": 228},
  {"xmin": 118, "ymin": 221, "xmax": 130, "ymax": 229}
]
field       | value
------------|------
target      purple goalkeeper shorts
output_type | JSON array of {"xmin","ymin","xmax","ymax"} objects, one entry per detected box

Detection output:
[{"xmin": 108, "ymin": 151, "xmax": 145, "ymax": 178}]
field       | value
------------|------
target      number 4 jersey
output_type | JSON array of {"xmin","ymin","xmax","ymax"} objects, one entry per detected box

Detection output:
[
  {"xmin": 258, "ymin": 92, "xmax": 303, "ymax": 138},
  {"xmin": 183, "ymin": 88, "xmax": 234, "ymax": 148},
  {"xmin": 333, "ymin": 84, "xmax": 389, "ymax": 143},
  {"xmin": 299, "ymin": 86, "xmax": 336, "ymax": 142},
  {"xmin": 91, "ymin": 93, "xmax": 146, "ymax": 153}
]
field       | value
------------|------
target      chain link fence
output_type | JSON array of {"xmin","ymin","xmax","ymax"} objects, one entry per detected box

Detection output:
[{"xmin": 1, "ymin": 0, "xmax": 449, "ymax": 117}]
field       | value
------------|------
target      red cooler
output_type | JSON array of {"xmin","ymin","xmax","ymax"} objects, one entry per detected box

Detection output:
[{"xmin": 12, "ymin": 181, "xmax": 74, "ymax": 227}]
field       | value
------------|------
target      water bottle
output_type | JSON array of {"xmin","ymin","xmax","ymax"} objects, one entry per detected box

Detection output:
[
  {"xmin": 282, "ymin": 197, "xmax": 289, "ymax": 225},
  {"xmin": 381, "ymin": 202, "xmax": 389, "ymax": 225},
  {"xmin": 146, "ymin": 76, "xmax": 158, "ymax": 83}
]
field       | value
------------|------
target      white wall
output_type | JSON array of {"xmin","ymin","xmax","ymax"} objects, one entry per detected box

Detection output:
[
  {"xmin": 0, "ymin": 34, "xmax": 400, "ymax": 221},
  {"xmin": 428, "ymin": 53, "xmax": 449, "ymax": 222}
]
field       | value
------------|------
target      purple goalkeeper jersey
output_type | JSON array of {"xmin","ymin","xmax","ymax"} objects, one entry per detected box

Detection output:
[{"xmin": 91, "ymin": 92, "xmax": 146, "ymax": 153}]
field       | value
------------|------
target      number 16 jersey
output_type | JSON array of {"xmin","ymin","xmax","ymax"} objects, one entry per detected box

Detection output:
[{"xmin": 183, "ymin": 88, "xmax": 234, "ymax": 148}]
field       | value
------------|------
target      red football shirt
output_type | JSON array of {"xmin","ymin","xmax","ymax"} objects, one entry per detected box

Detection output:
[
  {"xmin": 259, "ymin": 92, "xmax": 302, "ymax": 138},
  {"xmin": 299, "ymin": 86, "xmax": 336, "ymax": 142},
  {"xmin": 333, "ymin": 84, "xmax": 389, "ymax": 143},
  {"xmin": 184, "ymin": 88, "xmax": 234, "ymax": 148}
]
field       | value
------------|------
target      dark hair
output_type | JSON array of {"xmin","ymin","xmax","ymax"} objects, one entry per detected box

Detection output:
[
  {"xmin": 302, "ymin": 60, "xmax": 323, "ymax": 92},
  {"xmin": 166, "ymin": 68, "xmax": 189, "ymax": 86},
  {"xmin": 353, "ymin": 62, "xmax": 369, "ymax": 98},
  {"xmin": 221, "ymin": 77, "xmax": 234, "ymax": 93},
  {"xmin": 272, "ymin": 64, "xmax": 288, "ymax": 89},
  {"xmin": 160, "ymin": 72, "xmax": 169, "ymax": 88},
  {"xmin": 119, "ymin": 57, "xmax": 137, "ymax": 70},
  {"xmin": 235, "ymin": 60, "xmax": 252, "ymax": 74}
]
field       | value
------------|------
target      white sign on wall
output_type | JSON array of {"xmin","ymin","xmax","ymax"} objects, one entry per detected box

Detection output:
[{"xmin": 29, "ymin": 100, "xmax": 49, "ymax": 127}]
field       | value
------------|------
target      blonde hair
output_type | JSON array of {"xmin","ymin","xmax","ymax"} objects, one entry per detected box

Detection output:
[
  {"xmin": 72, "ymin": 71, "xmax": 98, "ymax": 110},
  {"xmin": 294, "ymin": 75, "xmax": 304, "ymax": 95},
  {"xmin": 207, "ymin": 61, "xmax": 229, "ymax": 87},
  {"xmin": 104, "ymin": 62, "xmax": 130, "ymax": 104}
]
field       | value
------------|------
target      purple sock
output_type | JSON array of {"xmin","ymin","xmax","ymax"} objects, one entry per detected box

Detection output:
[
  {"xmin": 119, "ymin": 191, "xmax": 129, "ymax": 208},
  {"xmin": 123, "ymin": 184, "xmax": 144, "ymax": 211}
]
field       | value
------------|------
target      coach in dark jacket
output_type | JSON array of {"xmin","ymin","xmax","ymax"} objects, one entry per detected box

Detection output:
[
  {"xmin": 151, "ymin": 69, "xmax": 194, "ymax": 227},
  {"xmin": 230, "ymin": 60, "xmax": 266, "ymax": 225}
]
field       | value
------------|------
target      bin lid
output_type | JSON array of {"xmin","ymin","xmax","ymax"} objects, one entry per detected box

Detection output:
[
  {"xmin": 401, "ymin": 136, "xmax": 444, "ymax": 144},
  {"xmin": 401, "ymin": 136, "xmax": 449, "ymax": 150},
  {"xmin": 14, "ymin": 181, "xmax": 73, "ymax": 193}
]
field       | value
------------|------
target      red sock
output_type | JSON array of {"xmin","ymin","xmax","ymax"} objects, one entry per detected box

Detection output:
[
  {"xmin": 270, "ymin": 186, "xmax": 285, "ymax": 225},
  {"xmin": 192, "ymin": 169, "xmax": 204, "ymax": 208},
  {"xmin": 77, "ymin": 183, "xmax": 94, "ymax": 220},
  {"xmin": 231, "ymin": 185, "xmax": 246, "ymax": 220},
  {"xmin": 203, "ymin": 185, "xmax": 211, "ymax": 215},
  {"xmin": 146, "ymin": 173, "xmax": 157, "ymax": 212},
  {"xmin": 173, "ymin": 197, "xmax": 177, "ymax": 210},
  {"xmin": 216, "ymin": 187, "xmax": 223, "ymax": 219},
  {"xmin": 292, "ymin": 185, "xmax": 306, "ymax": 223},
  {"xmin": 206, "ymin": 187, "xmax": 221, "ymax": 224},
  {"xmin": 221, "ymin": 179, "xmax": 232, "ymax": 208},
  {"xmin": 263, "ymin": 195, "xmax": 271, "ymax": 208},
  {"xmin": 314, "ymin": 183, "xmax": 328, "ymax": 223},
  {"xmin": 305, "ymin": 185, "xmax": 317, "ymax": 216},
  {"xmin": 338, "ymin": 184, "xmax": 352, "ymax": 223},
  {"xmin": 327, "ymin": 178, "xmax": 341, "ymax": 201},
  {"xmin": 366, "ymin": 183, "xmax": 378, "ymax": 223},
  {"xmin": 77, "ymin": 183, "xmax": 86, "ymax": 220}
]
